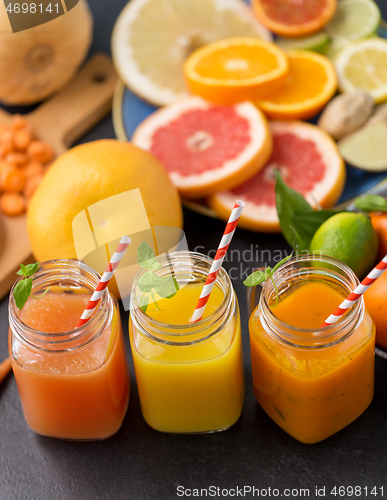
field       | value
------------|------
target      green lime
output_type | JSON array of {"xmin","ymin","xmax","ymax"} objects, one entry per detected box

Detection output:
[
  {"xmin": 326, "ymin": 0, "xmax": 381, "ymax": 41},
  {"xmin": 276, "ymin": 32, "xmax": 330, "ymax": 53},
  {"xmin": 309, "ymin": 212, "xmax": 378, "ymax": 278},
  {"xmin": 324, "ymin": 39, "xmax": 350, "ymax": 60}
]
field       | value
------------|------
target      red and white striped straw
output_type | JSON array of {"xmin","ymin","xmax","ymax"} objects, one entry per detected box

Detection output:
[
  {"xmin": 76, "ymin": 235, "xmax": 131, "ymax": 328},
  {"xmin": 320, "ymin": 254, "xmax": 387, "ymax": 328},
  {"xmin": 190, "ymin": 200, "xmax": 244, "ymax": 323}
]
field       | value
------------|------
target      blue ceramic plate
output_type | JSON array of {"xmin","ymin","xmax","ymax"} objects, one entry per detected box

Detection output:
[{"xmin": 112, "ymin": 24, "xmax": 387, "ymax": 219}]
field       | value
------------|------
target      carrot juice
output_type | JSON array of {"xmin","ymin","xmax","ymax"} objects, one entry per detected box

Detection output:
[
  {"xmin": 9, "ymin": 260, "xmax": 129, "ymax": 440},
  {"xmin": 249, "ymin": 255, "xmax": 375, "ymax": 444},
  {"xmin": 129, "ymin": 251, "xmax": 244, "ymax": 434}
]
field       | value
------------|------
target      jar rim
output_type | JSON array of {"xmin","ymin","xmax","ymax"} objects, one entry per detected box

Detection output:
[
  {"xmin": 259, "ymin": 253, "xmax": 364, "ymax": 348},
  {"xmin": 9, "ymin": 259, "xmax": 110, "ymax": 351},
  {"xmin": 130, "ymin": 251, "xmax": 235, "ymax": 344}
]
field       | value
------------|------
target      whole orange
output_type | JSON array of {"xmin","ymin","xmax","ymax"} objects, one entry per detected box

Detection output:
[
  {"xmin": 370, "ymin": 211, "xmax": 387, "ymax": 262},
  {"xmin": 364, "ymin": 270, "xmax": 387, "ymax": 350},
  {"xmin": 27, "ymin": 139, "xmax": 183, "ymax": 298}
]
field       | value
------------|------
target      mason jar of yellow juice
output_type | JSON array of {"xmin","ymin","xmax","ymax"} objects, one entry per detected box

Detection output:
[
  {"xmin": 129, "ymin": 251, "xmax": 244, "ymax": 434},
  {"xmin": 249, "ymin": 254, "xmax": 375, "ymax": 444}
]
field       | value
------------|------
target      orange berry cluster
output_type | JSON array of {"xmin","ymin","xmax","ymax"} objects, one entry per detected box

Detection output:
[{"xmin": 0, "ymin": 115, "xmax": 54, "ymax": 216}]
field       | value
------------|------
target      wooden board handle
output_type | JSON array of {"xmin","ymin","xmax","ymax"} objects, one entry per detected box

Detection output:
[{"xmin": 29, "ymin": 53, "xmax": 118, "ymax": 154}]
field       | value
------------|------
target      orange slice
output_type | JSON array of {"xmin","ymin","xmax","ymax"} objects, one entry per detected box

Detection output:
[
  {"xmin": 209, "ymin": 121, "xmax": 345, "ymax": 233},
  {"xmin": 252, "ymin": 0, "xmax": 337, "ymax": 38},
  {"xmin": 183, "ymin": 37, "xmax": 289, "ymax": 105},
  {"xmin": 132, "ymin": 96, "xmax": 273, "ymax": 199},
  {"xmin": 257, "ymin": 50, "xmax": 338, "ymax": 120}
]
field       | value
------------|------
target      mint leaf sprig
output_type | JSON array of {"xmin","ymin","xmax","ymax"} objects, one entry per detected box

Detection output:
[
  {"xmin": 243, "ymin": 254, "xmax": 293, "ymax": 307},
  {"xmin": 354, "ymin": 194, "xmax": 387, "ymax": 213},
  {"xmin": 13, "ymin": 263, "xmax": 50, "ymax": 310},
  {"xmin": 275, "ymin": 170, "xmax": 340, "ymax": 253},
  {"xmin": 137, "ymin": 242, "xmax": 179, "ymax": 313}
]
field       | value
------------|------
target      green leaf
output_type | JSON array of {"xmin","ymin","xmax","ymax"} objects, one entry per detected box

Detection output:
[
  {"xmin": 13, "ymin": 278, "xmax": 33, "ymax": 310},
  {"xmin": 137, "ymin": 271, "xmax": 162, "ymax": 293},
  {"xmin": 243, "ymin": 270, "xmax": 268, "ymax": 287},
  {"xmin": 275, "ymin": 170, "xmax": 315, "ymax": 252},
  {"xmin": 139, "ymin": 295, "xmax": 149, "ymax": 313},
  {"xmin": 24, "ymin": 262, "xmax": 39, "ymax": 277},
  {"xmin": 273, "ymin": 253, "xmax": 293, "ymax": 272},
  {"xmin": 137, "ymin": 241, "xmax": 161, "ymax": 271},
  {"xmin": 291, "ymin": 210, "xmax": 339, "ymax": 238},
  {"xmin": 157, "ymin": 276, "xmax": 179, "ymax": 299},
  {"xmin": 354, "ymin": 194, "xmax": 387, "ymax": 213}
]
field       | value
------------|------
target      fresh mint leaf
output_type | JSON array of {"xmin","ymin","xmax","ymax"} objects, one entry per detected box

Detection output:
[
  {"xmin": 273, "ymin": 254, "xmax": 293, "ymax": 272},
  {"xmin": 13, "ymin": 278, "xmax": 33, "ymax": 310},
  {"xmin": 139, "ymin": 295, "xmax": 149, "ymax": 313},
  {"xmin": 275, "ymin": 170, "xmax": 315, "ymax": 252},
  {"xmin": 137, "ymin": 271, "xmax": 162, "ymax": 293},
  {"xmin": 24, "ymin": 262, "xmax": 39, "ymax": 277},
  {"xmin": 158, "ymin": 276, "xmax": 179, "ymax": 299},
  {"xmin": 355, "ymin": 194, "xmax": 387, "ymax": 213},
  {"xmin": 291, "ymin": 210, "xmax": 339, "ymax": 238},
  {"xmin": 137, "ymin": 241, "xmax": 161, "ymax": 271},
  {"xmin": 243, "ymin": 270, "xmax": 267, "ymax": 287},
  {"xmin": 16, "ymin": 269, "xmax": 25, "ymax": 277}
]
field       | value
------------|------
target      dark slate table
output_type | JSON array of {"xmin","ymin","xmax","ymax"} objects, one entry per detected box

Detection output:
[{"xmin": 1, "ymin": 1, "xmax": 387, "ymax": 499}]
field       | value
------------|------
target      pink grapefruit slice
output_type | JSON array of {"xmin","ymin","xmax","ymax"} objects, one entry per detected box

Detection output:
[
  {"xmin": 209, "ymin": 121, "xmax": 346, "ymax": 233},
  {"xmin": 132, "ymin": 96, "xmax": 273, "ymax": 199}
]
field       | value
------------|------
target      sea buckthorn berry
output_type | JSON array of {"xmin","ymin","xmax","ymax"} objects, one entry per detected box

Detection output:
[
  {"xmin": 27, "ymin": 141, "xmax": 54, "ymax": 164},
  {"xmin": 1, "ymin": 166, "xmax": 26, "ymax": 193},
  {"xmin": 5, "ymin": 152, "xmax": 28, "ymax": 167},
  {"xmin": 11, "ymin": 114, "xmax": 29, "ymax": 130},
  {"xmin": 0, "ymin": 131, "xmax": 15, "ymax": 155},
  {"xmin": 24, "ymin": 160, "xmax": 44, "ymax": 178},
  {"xmin": 14, "ymin": 129, "xmax": 33, "ymax": 151},
  {"xmin": 0, "ymin": 192, "xmax": 26, "ymax": 216}
]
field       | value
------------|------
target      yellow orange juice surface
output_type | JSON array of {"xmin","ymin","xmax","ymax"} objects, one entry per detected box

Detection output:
[
  {"xmin": 249, "ymin": 280, "xmax": 375, "ymax": 444},
  {"xmin": 10, "ymin": 292, "xmax": 129, "ymax": 440},
  {"xmin": 129, "ymin": 283, "xmax": 244, "ymax": 433}
]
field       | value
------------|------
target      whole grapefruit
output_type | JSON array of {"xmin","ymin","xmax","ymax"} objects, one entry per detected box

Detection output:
[{"xmin": 27, "ymin": 140, "xmax": 183, "ymax": 293}]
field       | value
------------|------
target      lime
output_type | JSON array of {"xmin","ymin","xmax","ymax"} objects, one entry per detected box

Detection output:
[
  {"xmin": 324, "ymin": 39, "xmax": 350, "ymax": 60},
  {"xmin": 276, "ymin": 32, "xmax": 330, "ymax": 53},
  {"xmin": 309, "ymin": 212, "xmax": 378, "ymax": 278},
  {"xmin": 335, "ymin": 38, "xmax": 387, "ymax": 103},
  {"xmin": 326, "ymin": 0, "xmax": 381, "ymax": 41}
]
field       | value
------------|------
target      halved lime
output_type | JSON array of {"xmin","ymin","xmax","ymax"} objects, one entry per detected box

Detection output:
[
  {"xmin": 324, "ymin": 39, "xmax": 350, "ymax": 60},
  {"xmin": 276, "ymin": 31, "xmax": 330, "ymax": 54},
  {"xmin": 326, "ymin": 0, "xmax": 381, "ymax": 41}
]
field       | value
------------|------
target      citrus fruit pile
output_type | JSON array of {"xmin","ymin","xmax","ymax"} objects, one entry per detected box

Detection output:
[
  {"xmin": 112, "ymin": 0, "xmax": 387, "ymax": 231},
  {"xmin": 130, "ymin": 31, "xmax": 343, "ymax": 232}
]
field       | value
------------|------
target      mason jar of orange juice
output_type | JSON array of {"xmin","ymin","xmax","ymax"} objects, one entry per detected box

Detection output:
[
  {"xmin": 249, "ymin": 254, "xmax": 375, "ymax": 444},
  {"xmin": 129, "ymin": 251, "xmax": 244, "ymax": 434},
  {"xmin": 9, "ymin": 260, "xmax": 130, "ymax": 440}
]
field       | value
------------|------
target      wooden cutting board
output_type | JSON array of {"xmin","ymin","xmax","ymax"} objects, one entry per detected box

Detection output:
[{"xmin": 0, "ymin": 52, "xmax": 118, "ymax": 301}]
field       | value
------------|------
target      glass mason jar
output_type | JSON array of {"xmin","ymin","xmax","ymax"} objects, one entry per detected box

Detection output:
[
  {"xmin": 9, "ymin": 260, "xmax": 130, "ymax": 441},
  {"xmin": 249, "ymin": 254, "xmax": 375, "ymax": 444},
  {"xmin": 129, "ymin": 251, "xmax": 244, "ymax": 434}
]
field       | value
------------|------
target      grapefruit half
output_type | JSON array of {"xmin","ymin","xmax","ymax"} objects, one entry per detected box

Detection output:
[
  {"xmin": 132, "ymin": 96, "xmax": 273, "ymax": 199},
  {"xmin": 209, "ymin": 121, "xmax": 346, "ymax": 233},
  {"xmin": 252, "ymin": 0, "xmax": 337, "ymax": 38}
]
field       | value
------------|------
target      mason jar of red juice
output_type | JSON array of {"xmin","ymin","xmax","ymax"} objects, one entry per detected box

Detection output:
[
  {"xmin": 249, "ymin": 254, "xmax": 375, "ymax": 444},
  {"xmin": 9, "ymin": 260, "xmax": 130, "ymax": 440},
  {"xmin": 129, "ymin": 251, "xmax": 244, "ymax": 434}
]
